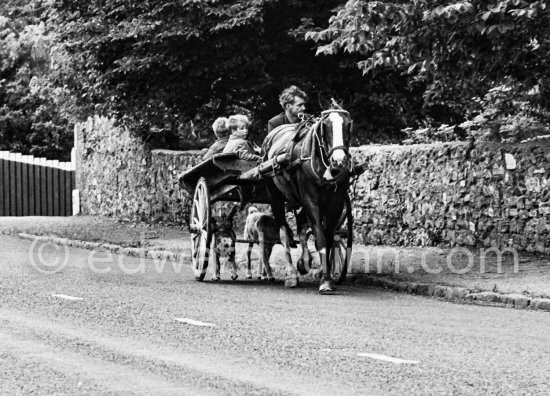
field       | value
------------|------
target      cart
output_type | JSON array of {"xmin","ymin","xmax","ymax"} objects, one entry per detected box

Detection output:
[{"xmin": 178, "ymin": 152, "xmax": 353, "ymax": 284}]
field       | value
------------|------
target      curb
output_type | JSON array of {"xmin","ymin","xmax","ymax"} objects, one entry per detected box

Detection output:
[
  {"xmin": 349, "ymin": 274, "xmax": 550, "ymax": 313},
  {"xmin": 15, "ymin": 232, "xmax": 550, "ymax": 312},
  {"xmin": 17, "ymin": 233, "xmax": 185, "ymax": 263}
]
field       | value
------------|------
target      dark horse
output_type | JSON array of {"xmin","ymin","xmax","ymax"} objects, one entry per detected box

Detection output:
[{"xmin": 261, "ymin": 106, "xmax": 353, "ymax": 294}]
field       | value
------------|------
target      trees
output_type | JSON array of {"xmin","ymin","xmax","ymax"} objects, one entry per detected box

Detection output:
[
  {"xmin": 3, "ymin": 0, "xmax": 545, "ymax": 156},
  {"xmin": 45, "ymin": 0, "xmax": 418, "ymax": 147},
  {"xmin": 46, "ymin": 0, "xmax": 355, "ymax": 148},
  {"xmin": 0, "ymin": 1, "xmax": 73, "ymax": 160},
  {"xmin": 307, "ymin": 0, "xmax": 550, "ymax": 142}
]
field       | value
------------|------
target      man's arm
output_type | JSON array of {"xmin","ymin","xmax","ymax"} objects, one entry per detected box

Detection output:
[{"xmin": 267, "ymin": 113, "xmax": 284, "ymax": 133}]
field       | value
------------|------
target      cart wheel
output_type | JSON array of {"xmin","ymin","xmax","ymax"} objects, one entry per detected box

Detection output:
[
  {"xmin": 329, "ymin": 197, "xmax": 352, "ymax": 284},
  {"xmin": 190, "ymin": 177, "xmax": 211, "ymax": 281}
]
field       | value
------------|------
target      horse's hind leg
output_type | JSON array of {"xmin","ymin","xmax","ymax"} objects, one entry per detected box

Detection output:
[
  {"xmin": 296, "ymin": 209, "xmax": 312, "ymax": 275},
  {"xmin": 266, "ymin": 180, "xmax": 298, "ymax": 287},
  {"xmin": 279, "ymin": 226, "xmax": 299, "ymax": 287},
  {"xmin": 258, "ymin": 233, "xmax": 275, "ymax": 281}
]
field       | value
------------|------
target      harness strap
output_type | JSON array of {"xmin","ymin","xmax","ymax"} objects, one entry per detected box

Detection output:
[
  {"xmin": 327, "ymin": 145, "xmax": 349, "ymax": 157},
  {"xmin": 262, "ymin": 110, "xmax": 351, "ymax": 188}
]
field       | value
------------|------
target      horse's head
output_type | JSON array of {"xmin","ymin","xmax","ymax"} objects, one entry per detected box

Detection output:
[{"xmin": 317, "ymin": 107, "xmax": 353, "ymax": 182}]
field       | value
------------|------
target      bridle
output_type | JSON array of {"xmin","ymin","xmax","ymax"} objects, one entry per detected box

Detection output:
[
  {"xmin": 318, "ymin": 109, "xmax": 351, "ymax": 160},
  {"xmin": 307, "ymin": 109, "xmax": 353, "ymax": 186}
]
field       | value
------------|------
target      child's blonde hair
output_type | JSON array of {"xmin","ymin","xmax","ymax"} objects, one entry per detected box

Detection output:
[
  {"xmin": 212, "ymin": 117, "xmax": 229, "ymax": 138},
  {"xmin": 228, "ymin": 114, "xmax": 250, "ymax": 131}
]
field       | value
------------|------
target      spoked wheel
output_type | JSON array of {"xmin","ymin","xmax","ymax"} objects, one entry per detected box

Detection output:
[
  {"xmin": 329, "ymin": 196, "xmax": 353, "ymax": 284},
  {"xmin": 189, "ymin": 177, "xmax": 211, "ymax": 281}
]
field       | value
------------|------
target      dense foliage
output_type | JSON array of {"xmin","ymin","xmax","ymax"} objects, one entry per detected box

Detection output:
[
  {"xmin": 0, "ymin": 1, "xmax": 73, "ymax": 160},
  {"xmin": 44, "ymin": 0, "xmax": 338, "ymax": 148},
  {"xmin": 1, "ymin": 0, "xmax": 548, "ymax": 158},
  {"xmin": 44, "ymin": 0, "xmax": 431, "ymax": 148},
  {"xmin": 307, "ymin": 0, "xmax": 550, "ymax": 142}
]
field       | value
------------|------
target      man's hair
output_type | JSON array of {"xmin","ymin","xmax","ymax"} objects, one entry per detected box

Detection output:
[
  {"xmin": 279, "ymin": 85, "xmax": 307, "ymax": 109},
  {"xmin": 228, "ymin": 114, "xmax": 250, "ymax": 131},
  {"xmin": 212, "ymin": 117, "xmax": 229, "ymax": 138}
]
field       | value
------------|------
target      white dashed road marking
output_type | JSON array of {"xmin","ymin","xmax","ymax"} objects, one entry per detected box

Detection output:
[
  {"xmin": 357, "ymin": 353, "xmax": 419, "ymax": 364},
  {"xmin": 51, "ymin": 294, "xmax": 84, "ymax": 301},
  {"xmin": 174, "ymin": 318, "xmax": 216, "ymax": 327}
]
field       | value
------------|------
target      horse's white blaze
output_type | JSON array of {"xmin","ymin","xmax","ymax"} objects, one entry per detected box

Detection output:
[{"xmin": 328, "ymin": 112, "xmax": 346, "ymax": 163}]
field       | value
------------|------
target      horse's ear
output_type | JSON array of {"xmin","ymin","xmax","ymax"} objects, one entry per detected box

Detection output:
[
  {"xmin": 317, "ymin": 93, "xmax": 331, "ymax": 110},
  {"xmin": 330, "ymin": 98, "xmax": 343, "ymax": 110}
]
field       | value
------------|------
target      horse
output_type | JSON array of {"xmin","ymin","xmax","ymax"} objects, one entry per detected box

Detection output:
[{"xmin": 261, "ymin": 106, "xmax": 353, "ymax": 294}]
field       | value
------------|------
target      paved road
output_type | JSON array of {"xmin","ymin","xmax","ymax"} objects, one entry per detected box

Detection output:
[{"xmin": 1, "ymin": 234, "xmax": 550, "ymax": 395}]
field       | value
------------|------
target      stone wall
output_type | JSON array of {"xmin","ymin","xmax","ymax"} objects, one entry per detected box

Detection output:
[
  {"xmin": 74, "ymin": 116, "xmax": 202, "ymax": 223},
  {"xmin": 76, "ymin": 116, "xmax": 550, "ymax": 252},
  {"xmin": 351, "ymin": 140, "xmax": 550, "ymax": 253}
]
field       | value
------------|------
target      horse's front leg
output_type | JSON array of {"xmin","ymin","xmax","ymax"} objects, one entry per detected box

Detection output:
[{"xmin": 306, "ymin": 208, "xmax": 335, "ymax": 294}]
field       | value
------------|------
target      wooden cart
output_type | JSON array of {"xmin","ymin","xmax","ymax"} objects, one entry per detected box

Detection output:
[{"xmin": 178, "ymin": 153, "xmax": 352, "ymax": 283}]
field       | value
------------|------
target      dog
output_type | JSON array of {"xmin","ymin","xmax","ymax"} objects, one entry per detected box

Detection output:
[
  {"xmin": 211, "ymin": 206, "xmax": 238, "ymax": 281},
  {"xmin": 243, "ymin": 206, "xmax": 280, "ymax": 280}
]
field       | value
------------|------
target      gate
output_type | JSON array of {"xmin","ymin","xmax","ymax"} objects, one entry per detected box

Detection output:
[{"xmin": 0, "ymin": 151, "xmax": 76, "ymax": 216}]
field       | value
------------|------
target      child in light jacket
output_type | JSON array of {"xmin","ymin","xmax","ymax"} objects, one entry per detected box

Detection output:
[{"xmin": 222, "ymin": 114, "xmax": 260, "ymax": 161}]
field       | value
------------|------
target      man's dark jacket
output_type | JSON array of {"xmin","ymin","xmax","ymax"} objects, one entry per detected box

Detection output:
[{"xmin": 267, "ymin": 113, "xmax": 291, "ymax": 133}]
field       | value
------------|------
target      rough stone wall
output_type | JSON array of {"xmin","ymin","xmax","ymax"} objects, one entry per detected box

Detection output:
[
  {"xmin": 76, "ymin": 116, "xmax": 550, "ymax": 252},
  {"xmin": 75, "ymin": 116, "xmax": 202, "ymax": 223},
  {"xmin": 351, "ymin": 140, "xmax": 550, "ymax": 253},
  {"xmin": 150, "ymin": 149, "xmax": 203, "ymax": 222}
]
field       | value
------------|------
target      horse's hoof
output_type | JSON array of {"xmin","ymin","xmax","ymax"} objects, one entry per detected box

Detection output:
[
  {"xmin": 231, "ymin": 274, "xmax": 238, "ymax": 281},
  {"xmin": 246, "ymin": 275, "xmax": 252, "ymax": 280},
  {"xmin": 319, "ymin": 280, "xmax": 336, "ymax": 294},
  {"xmin": 284, "ymin": 276, "xmax": 299, "ymax": 288},
  {"xmin": 297, "ymin": 258, "xmax": 309, "ymax": 275},
  {"xmin": 212, "ymin": 276, "xmax": 220, "ymax": 282},
  {"xmin": 268, "ymin": 276, "xmax": 275, "ymax": 282}
]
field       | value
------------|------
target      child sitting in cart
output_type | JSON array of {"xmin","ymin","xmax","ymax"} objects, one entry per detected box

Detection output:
[
  {"xmin": 222, "ymin": 114, "xmax": 260, "ymax": 161},
  {"xmin": 203, "ymin": 117, "xmax": 230, "ymax": 160}
]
